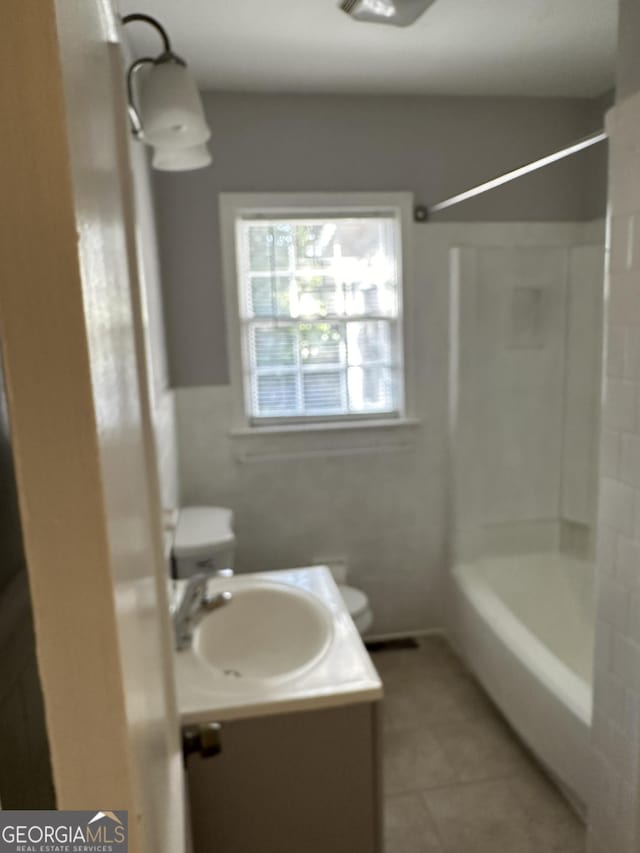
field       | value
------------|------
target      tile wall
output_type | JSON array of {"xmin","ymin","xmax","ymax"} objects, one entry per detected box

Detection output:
[
  {"xmin": 589, "ymin": 91, "xmax": 640, "ymax": 853},
  {"xmin": 453, "ymin": 240, "xmax": 604, "ymax": 563}
]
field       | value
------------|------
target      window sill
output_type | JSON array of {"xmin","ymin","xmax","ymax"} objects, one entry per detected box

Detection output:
[
  {"xmin": 228, "ymin": 417, "xmax": 422, "ymax": 463},
  {"xmin": 229, "ymin": 417, "xmax": 422, "ymax": 438}
]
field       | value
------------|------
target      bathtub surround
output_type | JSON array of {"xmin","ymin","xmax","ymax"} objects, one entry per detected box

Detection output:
[
  {"xmin": 562, "ymin": 246, "xmax": 605, "ymax": 528},
  {"xmin": 452, "ymin": 241, "xmax": 604, "ymax": 563},
  {"xmin": 589, "ymin": 89, "xmax": 640, "ymax": 853},
  {"xmin": 587, "ymin": 9, "xmax": 640, "ymax": 849},
  {"xmin": 177, "ymin": 220, "xmax": 604, "ymax": 637},
  {"xmin": 153, "ymin": 92, "xmax": 609, "ymax": 387},
  {"xmin": 449, "ymin": 229, "xmax": 604, "ymax": 815}
]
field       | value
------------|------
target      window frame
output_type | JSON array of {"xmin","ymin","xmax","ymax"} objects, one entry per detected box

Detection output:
[{"xmin": 220, "ymin": 192, "xmax": 416, "ymax": 433}]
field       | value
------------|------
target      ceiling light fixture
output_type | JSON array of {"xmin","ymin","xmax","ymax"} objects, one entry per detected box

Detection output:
[
  {"xmin": 122, "ymin": 13, "xmax": 212, "ymax": 171},
  {"xmin": 340, "ymin": 0, "xmax": 437, "ymax": 26}
]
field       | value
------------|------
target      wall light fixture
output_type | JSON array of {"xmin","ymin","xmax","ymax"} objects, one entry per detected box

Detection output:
[{"xmin": 122, "ymin": 13, "xmax": 212, "ymax": 171}]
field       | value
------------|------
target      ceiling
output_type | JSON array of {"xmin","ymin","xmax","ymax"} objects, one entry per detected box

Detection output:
[{"xmin": 117, "ymin": 0, "xmax": 618, "ymax": 97}]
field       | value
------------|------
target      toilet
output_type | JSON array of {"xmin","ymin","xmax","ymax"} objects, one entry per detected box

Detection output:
[
  {"xmin": 172, "ymin": 505, "xmax": 374, "ymax": 636},
  {"xmin": 172, "ymin": 506, "xmax": 236, "ymax": 578},
  {"xmin": 324, "ymin": 561, "xmax": 374, "ymax": 636},
  {"xmin": 338, "ymin": 584, "xmax": 373, "ymax": 635}
]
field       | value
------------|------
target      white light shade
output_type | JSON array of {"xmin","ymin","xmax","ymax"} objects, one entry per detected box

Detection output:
[
  {"xmin": 138, "ymin": 60, "xmax": 210, "ymax": 149},
  {"xmin": 152, "ymin": 143, "xmax": 212, "ymax": 171},
  {"xmin": 341, "ymin": 0, "xmax": 436, "ymax": 26},
  {"xmin": 358, "ymin": 0, "xmax": 396, "ymax": 17}
]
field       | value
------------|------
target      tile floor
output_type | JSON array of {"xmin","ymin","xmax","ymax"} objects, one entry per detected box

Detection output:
[{"xmin": 370, "ymin": 637, "xmax": 586, "ymax": 853}]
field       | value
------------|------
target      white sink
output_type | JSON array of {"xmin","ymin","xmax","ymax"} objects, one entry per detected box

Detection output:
[
  {"xmin": 192, "ymin": 578, "xmax": 333, "ymax": 682},
  {"xmin": 175, "ymin": 567, "xmax": 382, "ymax": 723}
]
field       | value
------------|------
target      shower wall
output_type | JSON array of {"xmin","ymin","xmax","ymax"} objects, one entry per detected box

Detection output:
[
  {"xmin": 562, "ymin": 246, "xmax": 606, "ymax": 527},
  {"xmin": 452, "ymin": 236, "xmax": 604, "ymax": 563}
]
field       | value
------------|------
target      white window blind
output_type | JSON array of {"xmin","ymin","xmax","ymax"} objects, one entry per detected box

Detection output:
[{"xmin": 235, "ymin": 212, "xmax": 404, "ymax": 424}]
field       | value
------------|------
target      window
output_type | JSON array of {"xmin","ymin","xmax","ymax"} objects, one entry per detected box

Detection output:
[{"xmin": 229, "ymin": 201, "xmax": 406, "ymax": 426}]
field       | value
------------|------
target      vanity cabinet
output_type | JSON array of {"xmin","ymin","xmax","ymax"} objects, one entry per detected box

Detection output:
[{"xmin": 186, "ymin": 700, "xmax": 382, "ymax": 853}]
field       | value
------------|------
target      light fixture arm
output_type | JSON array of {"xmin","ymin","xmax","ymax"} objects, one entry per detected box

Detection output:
[
  {"xmin": 122, "ymin": 13, "xmax": 172, "ymax": 56},
  {"xmin": 126, "ymin": 57, "xmax": 155, "ymax": 139},
  {"xmin": 122, "ymin": 13, "xmax": 187, "ymax": 139}
]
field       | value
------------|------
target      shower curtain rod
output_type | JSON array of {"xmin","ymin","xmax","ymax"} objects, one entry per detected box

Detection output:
[{"xmin": 413, "ymin": 129, "xmax": 608, "ymax": 222}]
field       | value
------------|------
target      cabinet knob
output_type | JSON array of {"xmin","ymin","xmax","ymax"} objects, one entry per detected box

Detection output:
[{"xmin": 182, "ymin": 722, "xmax": 222, "ymax": 764}]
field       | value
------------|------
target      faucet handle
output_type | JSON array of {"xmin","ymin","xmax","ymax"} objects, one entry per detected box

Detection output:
[
  {"xmin": 216, "ymin": 568, "xmax": 234, "ymax": 578},
  {"xmin": 202, "ymin": 590, "xmax": 233, "ymax": 612},
  {"xmin": 194, "ymin": 557, "xmax": 235, "ymax": 576}
]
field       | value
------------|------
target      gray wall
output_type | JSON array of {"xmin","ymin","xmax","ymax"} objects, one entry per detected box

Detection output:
[
  {"xmin": 617, "ymin": 0, "xmax": 640, "ymax": 100},
  {"xmin": 153, "ymin": 92, "xmax": 608, "ymax": 387}
]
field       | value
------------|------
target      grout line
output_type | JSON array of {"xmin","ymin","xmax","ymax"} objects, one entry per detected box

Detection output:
[
  {"xmin": 384, "ymin": 769, "xmax": 527, "ymax": 799},
  {"xmin": 418, "ymin": 794, "xmax": 449, "ymax": 853}
]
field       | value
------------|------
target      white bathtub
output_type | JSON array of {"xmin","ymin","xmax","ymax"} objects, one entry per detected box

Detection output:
[{"xmin": 452, "ymin": 553, "xmax": 594, "ymax": 809}]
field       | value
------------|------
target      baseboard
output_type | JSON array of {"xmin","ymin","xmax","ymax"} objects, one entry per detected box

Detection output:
[{"xmin": 363, "ymin": 627, "xmax": 444, "ymax": 644}]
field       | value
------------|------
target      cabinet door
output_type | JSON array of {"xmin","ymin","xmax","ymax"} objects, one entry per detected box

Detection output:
[{"xmin": 187, "ymin": 704, "xmax": 381, "ymax": 853}]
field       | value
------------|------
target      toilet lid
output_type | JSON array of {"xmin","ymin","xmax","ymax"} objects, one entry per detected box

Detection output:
[
  {"xmin": 174, "ymin": 506, "xmax": 235, "ymax": 558},
  {"xmin": 339, "ymin": 585, "xmax": 369, "ymax": 618}
]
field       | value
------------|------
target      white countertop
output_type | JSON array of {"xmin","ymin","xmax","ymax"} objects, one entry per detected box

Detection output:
[{"xmin": 173, "ymin": 566, "xmax": 383, "ymax": 723}]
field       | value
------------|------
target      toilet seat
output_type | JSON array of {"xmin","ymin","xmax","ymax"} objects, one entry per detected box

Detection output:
[
  {"xmin": 339, "ymin": 585, "xmax": 368, "ymax": 618},
  {"xmin": 338, "ymin": 584, "xmax": 373, "ymax": 635}
]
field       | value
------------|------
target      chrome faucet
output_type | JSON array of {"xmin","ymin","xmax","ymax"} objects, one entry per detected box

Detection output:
[{"xmin": 174, "ymin": 569, "xmax": 234, "ymax": 651}]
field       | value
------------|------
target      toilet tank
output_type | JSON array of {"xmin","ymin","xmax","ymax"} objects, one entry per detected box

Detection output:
[{"xmin": 173, "ymin": 506, "xmax": 235, "ymax": 579}]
